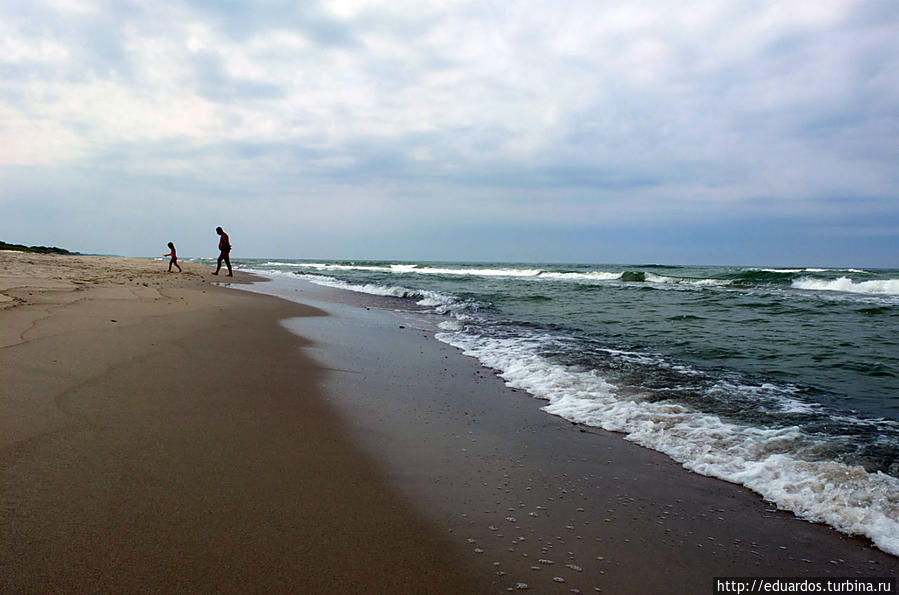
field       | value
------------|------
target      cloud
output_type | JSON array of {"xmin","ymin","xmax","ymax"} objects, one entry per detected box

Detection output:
[{"xmin": 1, "ymin": 0, "xmax": 897, "ymax": 264}]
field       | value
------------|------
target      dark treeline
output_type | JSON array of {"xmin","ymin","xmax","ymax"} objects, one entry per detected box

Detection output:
[{"xmin": 0, "ymin": 241, "xmax": 76, "ymax": 255}]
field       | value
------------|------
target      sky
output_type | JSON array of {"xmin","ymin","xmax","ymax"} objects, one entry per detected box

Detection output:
[{"xmin": 1, "ymin": 0, "xmax": 897, "ymax": 266}]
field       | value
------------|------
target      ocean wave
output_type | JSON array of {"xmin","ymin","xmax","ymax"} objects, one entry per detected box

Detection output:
[
  {"xmin": 536, "ymin": 271, "xmax": 622, "ymax": 282},
  {"xmin": 286, "ymin": 262, "xmax": 545, "ymax": 278},
  {"xmin": 805, "ymin": 268, "xmax": 869, "ymax": 274},
  {"xmin": 400, "ymin": 265, "xmax": 543, "ymax": 277},
  {"xmin": 295, "ymin": 274, "xmax": 467, "ymax": 314},
  {"xmin": 756, "ymin": 268, "xmax": 869, "ymax": 274},
  {"xmin": 296, "ymin": 262, "xmax": 395, "ymax": 273},
  {"xmin": 267, "ymin": 261, "xmax": 894, "ymax": 297},
  {"xmin": 259, "ymin": 261, "xmax": 887, "ymax": 292},
  {"xmin": 260, "ymin": 261, "xmax": 317, "ymax": 267},
  {"xmin": 758, "ymin": 268, "xmax": 805, "ymax": 274},
  {"xmin": 272, "ymin": 261, "xmax": 729, "ymax": 287},
  {"xmin": 434, "ymin": 327, "xmax": 899, "ymax": 557},
  {"xmin": 793, "ymin": 276, "xmax": 899, "ymax": 296},
  {"xmin": 726, "ymin": 269, "xmax": 799, "ymax": 286}
]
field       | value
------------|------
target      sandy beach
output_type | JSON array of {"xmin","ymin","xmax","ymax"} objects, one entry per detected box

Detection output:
[
  {"xmin": 1, "ymin": 252, "xmax": 896, "ymax": 594},
  {"xmin": 0, "ymin": 252, "xmax": 483, "ymax": 593}
]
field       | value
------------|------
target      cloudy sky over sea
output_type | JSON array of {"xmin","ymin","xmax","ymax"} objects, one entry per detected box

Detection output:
[{"xmin": 2, "ymin": 1, "xmax": 897, "ymax": 265}]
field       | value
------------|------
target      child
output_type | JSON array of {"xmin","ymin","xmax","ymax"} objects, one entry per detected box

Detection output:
[{"xmin": 163, "ymin": 242, "xmax": 182, "ymax": 272}]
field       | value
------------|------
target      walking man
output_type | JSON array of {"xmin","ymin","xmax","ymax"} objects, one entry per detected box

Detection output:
[{"xmin": 212, "ymin": 226, "xmax": 233, "ymax": 277}]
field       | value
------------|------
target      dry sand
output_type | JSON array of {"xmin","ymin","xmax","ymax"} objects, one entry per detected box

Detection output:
[{"xmin": 0, "ymin": 251, "xmax": 483, "ymax": 593}]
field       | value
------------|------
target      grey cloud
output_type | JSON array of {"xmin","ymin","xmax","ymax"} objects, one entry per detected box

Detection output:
[
  {"xmin": 188, "ymin": 49, "xmax": 285, "ymax": 101},
  {"xmin": 4, "ymin": 2, "xmax": 134, "ymax": 81},
  {"xmin": 2, "ymin": 0, "xmax": 898, "ymax": 265},
  {"xmin": 185, "ymin": 0, "xmax": 362, "ymax": 47}
]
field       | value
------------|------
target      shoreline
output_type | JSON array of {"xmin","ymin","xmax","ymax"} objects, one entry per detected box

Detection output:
[
  {"xmin": 2, "ymin": 252, "xmax": 895, "ymax": 593},
  {"xmin": 0, "ymin": 252, "xmax": 484, "ymax": 593},
  {"xmin": 239, "ymin": 273, "xmax": 898, "ymax": 593}
]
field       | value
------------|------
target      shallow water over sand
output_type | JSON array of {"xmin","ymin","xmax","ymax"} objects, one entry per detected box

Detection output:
[{"xmin": 228, "ymin": 260, "xmax": 899, "ymax": 556}]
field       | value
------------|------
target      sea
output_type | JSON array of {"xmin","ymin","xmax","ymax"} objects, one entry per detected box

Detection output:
[{"xmin": 221, "ymin": 259, "xmax": 899, "ymax": 556}]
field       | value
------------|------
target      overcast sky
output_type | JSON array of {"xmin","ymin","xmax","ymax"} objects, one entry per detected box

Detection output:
[{"xmin": 1, "ymin": 0, "xmax": 897, "ymax": 266}]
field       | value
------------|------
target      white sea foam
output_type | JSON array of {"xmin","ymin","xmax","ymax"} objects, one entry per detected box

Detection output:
[
  {"xmin": 643, "ymin": 273, "xmax": 670, "ymax": 283},
  {"xmin": 760, "ymin": 268, "xmax": 804, "ymax": 274},
  {"xmin": 770, "ymin": 394, "xmax": 822, "ymax": 415},
  {"xmin": 805, "ymin": 268, "xmax": 869, "ymax": 274},
  {"xmin": 403, "ymin": 266, "xmax": 543, "ymax": 277},
  {"xmin": 435, "ymin": 328, "xmax": 899, "ymax": 556},
  {"xmin": 689, "ymin": 278, "xmax": 729, "ymax": 287},
  {"xmin": 629, "ymin": 273, "xmax": 733, "ymax": 291},
  {"xmin": 536, "ymin": 271, "xmax": 622, "ymax": 282},
  {"xmin": 243, "ymin": 266, "xmax": 310, "ymax": 278},
  {"xmin": 296, "ymin": 274, "xmax": 464, "ymax": 314},
  {"xmin": 292, "ymin": 261, "xmax": 642, "ymax": 283},
  {"xmin": 793, "ymin": 276, "xmax": 899, "ymax": 296},
  {"xmin": 294, "ymin": 262, "xmax": 395, "ymax": 273},
  {"xmin": 275, "ymin": 261, "xmax": 640, "ymax": 283},
  {"xmin": 288, "ymin": 262, "xmax": 545, "ymax": 278},
  {"xmin": 640, "ymin": 274, "xmax": 728, "ymax": 288},
  {"xmin": 263, "ymin": 261, "xmax": 743, "ymax": 291},
  {"xmin": 260, "ymin": 261, "xmax": 318, "ymax": 267}
]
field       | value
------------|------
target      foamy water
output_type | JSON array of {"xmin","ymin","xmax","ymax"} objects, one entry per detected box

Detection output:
[
  {"xmin": 435, "ymin": 325, "xmax": 899, "ymax": 556},
  {"xmin": 236, "ymin": 259, "xmax": 899, "ymax": 556},
  {"xmin": 792, "ymin": 276, "xmax": 899, "ymax": 295}
]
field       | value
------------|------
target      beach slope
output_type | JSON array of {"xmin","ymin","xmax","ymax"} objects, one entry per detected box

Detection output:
[{"xmin": 0, "ymin": 252, "xmax": 482, "ymax": 593}]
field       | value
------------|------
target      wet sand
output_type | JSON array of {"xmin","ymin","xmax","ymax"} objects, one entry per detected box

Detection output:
[
  {"xmin": 0, "ymin": 252, "xmax": 484, "ymax": 593},
  {"xmin": 245, "ymin": 275, "xmax": 899, "ymax": 594}
]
